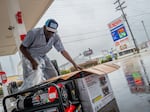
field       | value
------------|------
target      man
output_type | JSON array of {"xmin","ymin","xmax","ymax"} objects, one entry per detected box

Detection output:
[{"xmin": 20, "ymin": 19, "xmax": 81, "ymax": 81}]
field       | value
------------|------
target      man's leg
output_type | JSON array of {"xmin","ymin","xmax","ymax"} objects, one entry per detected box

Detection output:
[
  {"xmin": 43, "ymin": 57, "xmax": 58, "ymax": 80},
  {"xmin": 20, "ymin": 57, "xmax": 45, "ymax": 90},
  {"xmin": 22, "ymin": 56, "xmax": 33, "ymax": 79}
]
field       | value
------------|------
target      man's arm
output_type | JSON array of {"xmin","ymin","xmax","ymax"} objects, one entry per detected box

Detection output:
[
  {"xmin": 20, "ymin": 44, "xmax": 38, "ymax": 70},
  {"xmin": 61, "ymin": 50, "xmax": 82, "ymax": 70}
]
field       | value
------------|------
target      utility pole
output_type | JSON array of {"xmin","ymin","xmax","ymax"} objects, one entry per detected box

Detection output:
[
  {"xmin": 141, "ymin": 20, "xmax": 150, "ymax": 42},
  {"xmin": 114, "ymin": 0, "xmax": 139, "ymax": 53}
]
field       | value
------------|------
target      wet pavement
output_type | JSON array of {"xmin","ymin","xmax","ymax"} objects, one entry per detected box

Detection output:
[
  {"xmin": 0, "ymin": 51, "xmax": 150, "ymax": 112},
  {"xmin": 108, "ymin": 51, "xmax": 150, "ymax": 112}
]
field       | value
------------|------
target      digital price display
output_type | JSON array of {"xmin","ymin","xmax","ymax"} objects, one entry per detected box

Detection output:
[{"xmin": 111, "ymin": 25, "xmax": 128, "ymax": 42}]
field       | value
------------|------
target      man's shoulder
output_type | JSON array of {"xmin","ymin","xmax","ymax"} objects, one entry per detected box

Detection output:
[
  {"xmin": 53, "ymin": 33, "xmax": 60, "ymax": 40},
  {"xmin": 30, "ymin": 28, "xmax": 42, "ymax": 34},
  {"xmin": 27, "ymin": 28, "xmax": 42, "ymax": 35}
]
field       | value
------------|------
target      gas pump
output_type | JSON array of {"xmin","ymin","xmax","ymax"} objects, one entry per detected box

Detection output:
[
  {"xmin": 0, "ymin": 71, "xmax": 7, "ymax": 84},
  {"xmin": 0, "ymin": 70, "xmax": 8, "ymax": 97}
]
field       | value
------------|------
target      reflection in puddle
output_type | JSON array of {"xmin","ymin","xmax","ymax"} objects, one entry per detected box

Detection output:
[
  {"xmin": 140, "ymin": 59, "xmax": 150, "ymax": 86},
  {"xmin": 122, "ymin": 58, "xmax": 150, "ymax": 94},
  {"xmin": 108, "ymin": 54, "xmax": 150, "ymax": 112}
]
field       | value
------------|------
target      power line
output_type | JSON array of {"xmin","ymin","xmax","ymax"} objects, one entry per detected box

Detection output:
[
  {"xmin": 128, "ymin": 12, "xmax": 150, "ymax": 18},
  {"xmin": 127, "ymin": 0, "xmax": 150, "ymax": 13},
  {"xmin": 61, "ymin": 29, "xmax": 109, "ymax": 38},
  {"xmin": 61, "ymin": 27, "xmax": 149, "ymax": 45},
  {"xmin": 63, "ymin": 33, "xmax": 110, "ymax": 44},
  {"xmin": 129, "ymin": 5, "xmax": 150, "ymax": 13},
  {"xmin": 63, "ymin": 29, "xmax": 146, "ymax": 43}
]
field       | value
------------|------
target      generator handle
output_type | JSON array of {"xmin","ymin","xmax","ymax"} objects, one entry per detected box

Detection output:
[{"xmin": 2, "ymin": 82, "xmax": 65, "ymax": 112}]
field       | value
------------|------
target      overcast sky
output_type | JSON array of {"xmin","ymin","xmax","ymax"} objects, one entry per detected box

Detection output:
[
  {"xmin": 35, "ymin": 0, "xmax": 150, "ymax": 65},
  {"xmin": 1, "ymin": 0, "xmax": 150, "ymax": 76}
]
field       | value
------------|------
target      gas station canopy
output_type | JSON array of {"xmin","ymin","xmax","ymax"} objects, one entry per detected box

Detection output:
[{"xmin": 0, "ymin": 0, "xmax": 54, "ymax": 56}]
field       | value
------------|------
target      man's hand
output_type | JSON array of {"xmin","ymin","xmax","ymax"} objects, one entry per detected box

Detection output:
[
  {"xmin": 73, "ymin": 64, "xmax": 83, "ymax": 71},
  {"xmin": 20, "ymin": 44, "xmax": 39, "ymax": 70},
  {"xmin": 61, "ymin": 50, "xmax": 83, "ymax": 71},
  {"xmin": 31, "ymin": 59, "xmax": 38, "ymax": 70}
]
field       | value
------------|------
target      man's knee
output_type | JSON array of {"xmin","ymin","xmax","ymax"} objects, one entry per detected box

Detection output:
[{"xmin": 44, "ymin": 68, "xmax": 58, "ymax": 80}]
